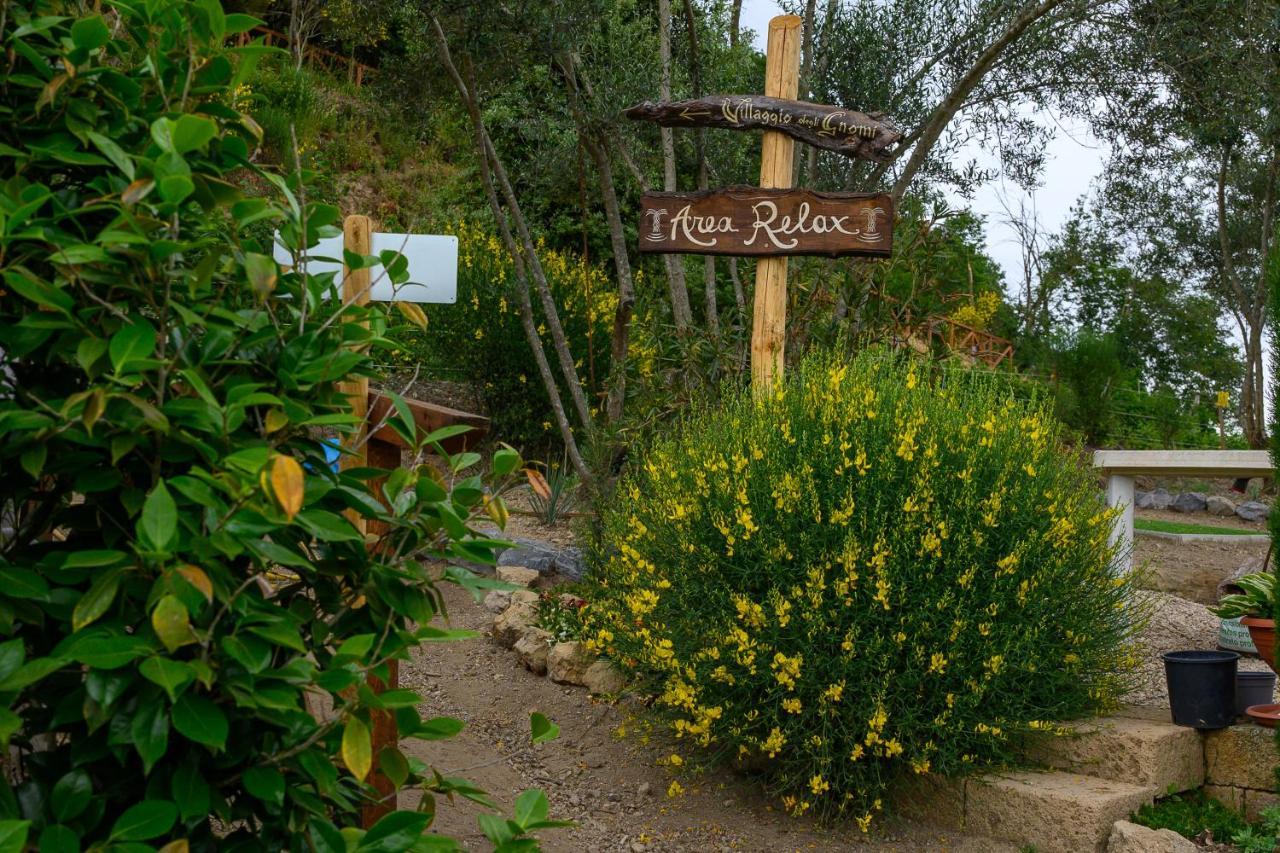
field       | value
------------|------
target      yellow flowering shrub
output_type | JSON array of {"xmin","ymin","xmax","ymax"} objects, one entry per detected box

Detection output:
[
  {"xmin": 394, "ymin": 220, "xmax": 614, "ymax": 449},
  {"xmin": 582, "ymin": 350, "xmax": 1139, "ymax": 825}
]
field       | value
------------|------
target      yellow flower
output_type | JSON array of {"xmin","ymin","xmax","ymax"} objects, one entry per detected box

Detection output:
[
  {"xmin": 762, "ymin": 727, "xmax": 786, "ymax": 757},
  {"xmin": 782, "ymin": 697, "xmax": 802, "ymax": 714},
  {"xmin": 667, "ymin": 780, "xmax": 684, "ymax": 798},
  {"xmin": 808, "ymin": 774, "xmax": 830, "ymax": 796}
]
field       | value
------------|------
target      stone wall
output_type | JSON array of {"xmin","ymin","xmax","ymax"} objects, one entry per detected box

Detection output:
[{"xmin": 1203, "ymin": 723, "xmax": 1280, "ymax": 820}]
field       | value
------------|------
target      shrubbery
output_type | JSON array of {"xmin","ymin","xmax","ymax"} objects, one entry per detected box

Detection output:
[
  {"xmin": 582, "ymin": 351, "xmax": 1139, "ymax": 825},
  {"xmin": 0, "ymin": 3, "xmax": 563, "ymax": 849}
]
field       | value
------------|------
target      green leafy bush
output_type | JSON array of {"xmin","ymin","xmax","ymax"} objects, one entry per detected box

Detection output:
[
  {"xmin": 582, "ymin": 351, "xmax": 1139, "ymax": 826},
  {"xmin": 0, "ymin": 3, "xmax": 565, "ymax": 849},
  {"xmin": 1131, "ymin": 790, "xmax": 1249, "ymax": 842}
]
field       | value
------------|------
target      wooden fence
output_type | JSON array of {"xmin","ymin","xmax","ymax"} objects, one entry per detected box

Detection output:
[{"xmin": 234, "ymin": 26, "xmax": 376, "ymax": 87}]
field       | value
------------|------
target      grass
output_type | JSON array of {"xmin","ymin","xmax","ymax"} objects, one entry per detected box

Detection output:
[
  {"xmin": 1135, "ymin": 517, "xmax": 1261, "ymax": 536},
  {"xmin": 1131, "ymin": 789, "xmax": 1249, "ymax": 840}
]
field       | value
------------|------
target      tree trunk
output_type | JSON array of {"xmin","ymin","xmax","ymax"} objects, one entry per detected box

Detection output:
[
  {"xmin": 430, "ymin": 19, "xmax": 593, "ymax": 481},
  {"xmin": 795, "ymin": 0, "xmax": 817, "ymax": 186},
  {"xmin": 681, "ymin": 0, "xmax": 717, "ymax": 334},
  {"xmin": 729, "ymin": 0, "xmax": 742, "ymax": 48},
  {"xmin": 658, "ymin": 0, "xmax": 693, "ymax": 331}
]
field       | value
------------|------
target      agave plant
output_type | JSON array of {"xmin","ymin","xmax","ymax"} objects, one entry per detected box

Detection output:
[{"xmin": 1212, "ymin": 572, "xmax": 1277, "ymax": 619}]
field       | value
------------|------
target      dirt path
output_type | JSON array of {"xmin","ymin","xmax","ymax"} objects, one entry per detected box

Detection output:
[{"xmin": 399, "ymin": 582, "xmax": 1017, "ymax": 852}]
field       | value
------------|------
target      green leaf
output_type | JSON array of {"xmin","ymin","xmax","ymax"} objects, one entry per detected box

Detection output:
[
  {"xmin": 72, "ymin": 567, "xmax": 123, "ymax": 630},
  {"xmin": 0, "ymin": 567, "xmax": 48, "ymax": 600},
  {"xmin": 513, "ymin": 788, "xmax": 548, "ymax": 830},
  {"xmin": 307, "ymin": 819, "xmax": 346, "ymax": 853},
  {"xmin": 0, "ymin": 821, "xmax": 30, "ymax": 853},
  {"xmin": 171, "ymin": 115, "xmax": 217, "ymax": 154},
  {"xmin": 378, "ymin": 747, "xmax": 410, "ymax": 789},
  {"xmin": 139, "ymin": 657, "xmax": 194, "ymax": 702},
  {"xmin": 245, "ymin": 252, "xmax": 277, "ymax": 296},
  {"xmin": 61, "ymin": 634, "xmax": 150, "ymax": 669},
  {"xmin": 35, "ymin": 824, "xmax": 78, "ymax": 853},
  {"xmin": 297, "ymin": 510, "xmax": 364, "ymax": 543},
  {"xmin": 416, "ymin": 717, "xmax": 464, "ymax": 741},
  {"xmin": 225, "ymin": 13, "xmax": 264, "ymax": 34},
  {"xmin": 341, "ymin": 716, "xmax": 372, "ymax": 779},
  {"xmin": 87, "ymin": 131, "xmax": 134, "ymax": 179},
  {"xmin": 246, "ymin": 622, "xmax": 306, "ymax": 653},
  {"xmin": 130, "ymin": 700, "xmax": 169, "ymax": 774},
  {"xmin": 356, "ymin": 811, "xmax": 429, "ymax": 853},
  {"xmin": 109, "ymin": 800, "xmax": 177, "ymax": 841},
  {"xmin": 491, "ymin": 446, "xmax": 521, "ymax": 476},
  {"xmin": 171, "ymin": 763, "xmax": 209, "ymax": 821},
  {"xmin": 0, "ymin": 710, "xmax": 22, "ymax": 750},
  {"xmin": 243, "ymin": 766, "xmax": 285, "ymax": 807},
  {"xmin": 0, "ymin": 640, "xmax": 21, "ymax": 683},
  {"xmin": 151, "ymin": 595, "xmax": 195, "ymax": 652},
  {"xmin": 477, "ymin": 814, "xmax": 514, "ymax": 847},
  {"xmin": 50, "ymin": 770, "xmax": 91, "ymax": 822},
  {"xmin": 172, "ymin": 694, "xmax": 228, "ymax": 749},
  {"xmin": 70, "ymin": 15, "xmax": 110, "ymax": 49},
  {"xmin": 0, "ymin": 657, "xmax": 64, "ymax": 691},
  {"xmin": 530, "ymin": 712, "xmax": 559, "ymax": 745},
  {"xmin": 109, "ymin": 320, "xmax": 157, "ymax": 373},
  {"xmin": 138, "ymin": 480, "xmax": 177, "ymax": 552}
]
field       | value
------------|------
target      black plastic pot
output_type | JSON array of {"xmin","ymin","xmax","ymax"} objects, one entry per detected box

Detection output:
[
  {"xmin": 1236, "ymin": 670, "xmax": 1277, "ymax": 715},
  {"xmin": 1162, "ymin": 650, "xmax": 1239, "ymax": 729}
]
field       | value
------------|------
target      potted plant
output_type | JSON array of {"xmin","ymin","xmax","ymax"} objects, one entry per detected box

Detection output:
[{"xmin": 1212, "ymin": 572, "xmax": 1277, "ymax": 671}]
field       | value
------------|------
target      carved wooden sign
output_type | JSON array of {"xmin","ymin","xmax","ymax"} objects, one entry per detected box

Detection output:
[
  {"xmin": 638, "ymin": 187, "xmax": 893, "ymax": 258},
  {"xmin": 624, "ymin": 96, "xmax": 902, "ymax": 163}
]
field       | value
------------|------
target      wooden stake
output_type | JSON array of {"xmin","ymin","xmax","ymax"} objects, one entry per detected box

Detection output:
[
  {"xmin": 750, "ymin": 15, "xmax": 802, "ymax": 394},
  {"xmin": 336, "ymin": 215, "xmax": 399, "ymax": 824}
]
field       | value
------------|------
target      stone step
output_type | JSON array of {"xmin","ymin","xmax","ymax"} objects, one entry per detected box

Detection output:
[
  {"xmin": 1021, "ymin": 711, "xmax": 1204, "ymax": 792},
  {"xmin": 965, "ymin": 770, "xmax": 1157, "ymax": 853}
]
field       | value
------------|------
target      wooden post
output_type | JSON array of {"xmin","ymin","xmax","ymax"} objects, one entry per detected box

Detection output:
[
  {"xmin": 336, "ymin": 215, "xmax": 399, "ymax": 825},
  {"xmin": 750, "ymin": 15, "xmax": 802, "ymax": 394}
]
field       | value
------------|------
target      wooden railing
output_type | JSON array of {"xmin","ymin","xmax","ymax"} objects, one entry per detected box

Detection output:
[{"xmin": 233, "ymin": 26, "xmax": 376, "ymax": 87}]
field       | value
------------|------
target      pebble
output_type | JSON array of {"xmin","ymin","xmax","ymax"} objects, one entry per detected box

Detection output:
[
  {"xmin": 631, "ymin": 844, "xmax": 647, "ymax": 853},
  {"xmin": 638, "ymin": 782, "xmax": 652, "ymax": 797}
]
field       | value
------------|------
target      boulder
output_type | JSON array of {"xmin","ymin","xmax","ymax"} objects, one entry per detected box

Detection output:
[
  {"xmin": 1170, "ymin": 492, "xmax": 1208, "ymax": 513},
  {"xmin": 483, "ymin": 590, "xmax": 511, "ymax": 614},
  {"xmin": 497, "ymin": 538, "xmax": 586, "ymax": 581},
  {"xmin": 511, "ymin": 589, "xmax": 539, "ymax": 606},
  {"xmin": 1133, "ymin": 490, "xmax": 1154, "ymax": 509},
  {"xmin": 1237, "ymin": 501, "xmax": 1271, "ymax": 523},
  {"xmin": 492, "ymin": 602, "xmax": 537, "ymax": 649},
  {"xmin": 547, "ymin": 641, "xmax": 595, "ymax": 685},
  {"xmin": 514, "ymin": 628, "xmax": 552, "ymax": 675},
  {"xmin": 1206, "ymin": 495, "xmax": 1237, "ymax": 517},
  {"xmin": 1107, "ymin": 820, "xmax": 1196, "ymax": 853},
  {"xmin": 1218, "ymin": 556, "xmax": 1266, "ymax": 599},
  {"xmin": 583, "ymin": 660, "xmax": 627, "ymax": 695},
  {"xmin": 1144, "ymin": 488, "xmax": 1173, "ymax": 510},
  {"xmin": 496, "ymin": 565, "xmax": 539, "ymax": 588}
]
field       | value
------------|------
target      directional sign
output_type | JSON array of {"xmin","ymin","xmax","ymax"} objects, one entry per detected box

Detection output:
[
  {"xmin": 624, "ymin": 96, "xmax": 902, "ymax": 163},
  {"xmin": 273, "ymin": 232, "xmax": 458, "ymax": 303},
  {"xmin": 638, "ymin": 187, "xmax": 893, "ymax": 257}
]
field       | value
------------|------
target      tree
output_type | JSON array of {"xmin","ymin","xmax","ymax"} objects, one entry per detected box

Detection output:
[{"xmin": 1072, "ymin": 0, "xmax": 1280, "ymax": 446}]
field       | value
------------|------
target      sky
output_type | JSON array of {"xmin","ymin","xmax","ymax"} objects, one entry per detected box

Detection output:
[{"xmin": 737, "ymin": 0, "xmax": 1109, "ymax": 292}]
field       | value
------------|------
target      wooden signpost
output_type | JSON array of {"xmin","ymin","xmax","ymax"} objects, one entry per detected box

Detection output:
[
  {"xmin": 638, "ymin": 187, "xmax": 892, "ymax": 257},
  {"xmin": 624, "ymin": 96, "xmax": 901, "ymax": 163},
  {"xmin": 626, "ymin": 14, "xmax": 897, "ymax": 392}
]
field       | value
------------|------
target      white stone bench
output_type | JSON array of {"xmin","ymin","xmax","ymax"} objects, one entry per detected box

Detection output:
[{"xmin": 1094, "ymin": 450, "xmax": 1271, "ymax": 573}]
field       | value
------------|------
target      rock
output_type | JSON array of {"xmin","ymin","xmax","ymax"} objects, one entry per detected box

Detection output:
[
  {"xmin": 547, "ymin": 641, "xmax": 595, "ymax": 685},
  {"xmin": 1205, "ymin": 723, "xmax": 1275, "ymax": 791},
  {"xmin": 1237, "ymin": 501, "xmax": 1271, "ymax": 523},
  {"xmin": 514, "ymin": 627, "xmax": 552, "ymax": 675},
  {"xmin": 1218, "ymin": 556, "xmax": 1266, "ymax": 599},
  {"xmin": 1107, "ymin": 820, "xmax": 1196, "ymax": 853},
  {"xmin": 1133, "ymin": 490, "xmax": 1154, "ymax": 509},
  {"xmin": 483, "ymin": 590, "xmax": 511, "ymax": 614},
  {"xmin": 583, "ymin": 660, "xmax": 627, "ymax": 695},
  {"xmin": 498, "ymin": 538, "xmax": 586, "ymax": 581},
  {"xmin": 1139, "ymin": 488, "xmax": 1173, "ymax": 510},
  {"xmin": 511, "ymin": 589, "xmax": 539, "ymax": 606},
  {"xmin": 496, "ymin": 565, "xmax": 539, "ymax": 588},
  {"xmin": 492, "ymin": 602, "xmax": 537, "ymax": 649},
  {"xmin": 1206, "ymin": 495, "xmax": 1237, "ymax": 517},
  {"xmin": 637, "ymin": 782, "xmax": 651, "ymax": 797},
  {"xmin": 1170, "ymin": 492, "xmax": 1208, "ymax": 513}
]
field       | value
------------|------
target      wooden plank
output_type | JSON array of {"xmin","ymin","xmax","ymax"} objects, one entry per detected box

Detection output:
[
  {"xmin": 1093, "ymin": 449, "xmax": 1272, "ymax": 477},
  {"xmin": 638, "ymin": 187, "xmax": 892, "ymax": 257},
  {"xmin": 338, "ymin": 214, "xmax": 373, "ymax": 536},
  {"xmin": 624, "ymin": 96, "xmax": 902, "ymax": 163},
  {"xmin": 366, "ymin": 392, "xmax": 489, "ymax": 454},
  {"xmin": 751, "ymin": 15, "xmax": 802, "ymax": 394}
]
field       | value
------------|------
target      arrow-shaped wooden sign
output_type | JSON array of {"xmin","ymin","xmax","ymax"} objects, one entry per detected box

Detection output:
[{"xmin": 625, "ymin": 95, "xmax": 902, "ymax": 163}]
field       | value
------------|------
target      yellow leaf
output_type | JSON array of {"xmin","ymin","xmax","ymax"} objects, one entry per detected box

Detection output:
[
  {"xmin": 264, "ymin": 409, "xmax": 289, "ymax": 433},
  {"xmin": 121, "ymin": 178, "xmax": 154, "ymax": 206},
  {"xmin": 484, "ymin": 495, "xmax": 509, "ymax": 529},
  {"xmin": 158, "ymin": 841, "xmax": 190, "ymax": 853},
  {"xmin": 175, "ymin": 564, "xmax": 213, "ymax": 603},
  {"xmin": 82, "ymin": 388, "xmax": 105, "ymax": 433},
  {"xmin": 151, "ymin": 594, "xmax": 195, "ymax": 652},
  {"xmin": 395, "ymin": 301, "xmax": 428, "ymax": 330},
  {"xmin": 342, "ymin": 716, "xmax": 372, "ymax": 779},
  {"xmin": 267, "ymin": 454, "xmax": 305, "ymax": 521}
]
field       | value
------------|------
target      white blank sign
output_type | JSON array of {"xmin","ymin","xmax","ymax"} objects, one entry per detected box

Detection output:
[{"xmin": 273, "ymin": 232, "xmax": 458, "ymax": 304}]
